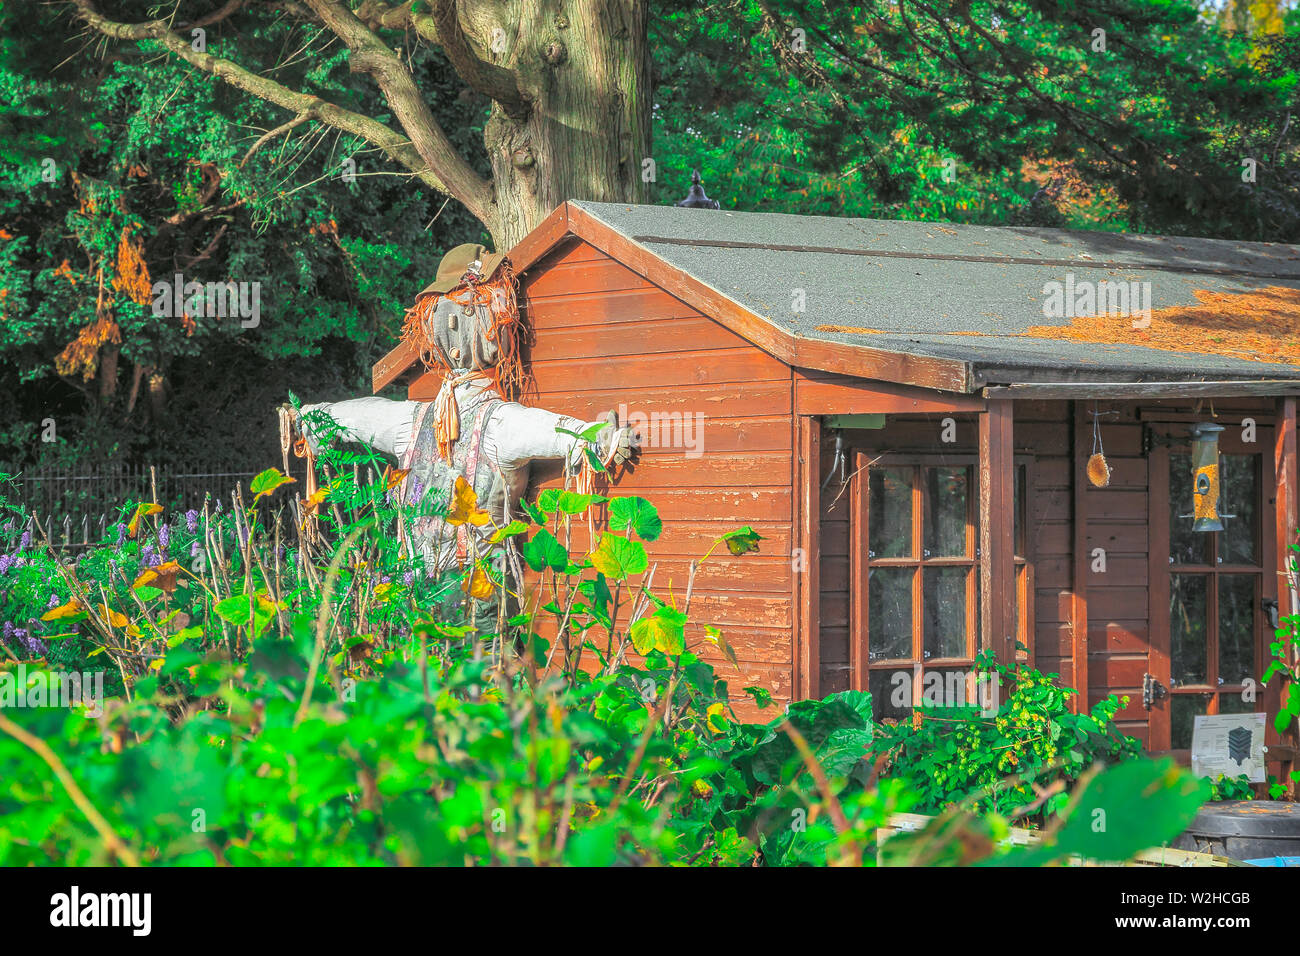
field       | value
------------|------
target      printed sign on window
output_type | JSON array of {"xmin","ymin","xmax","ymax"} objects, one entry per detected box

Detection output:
[{"xmin": 1190, "ymin": 712, "xmax": 1267, "ymax": 783}]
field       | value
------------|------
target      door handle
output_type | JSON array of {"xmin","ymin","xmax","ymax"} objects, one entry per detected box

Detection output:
[
  {"xmin": 1142, "ymin": 672, "xmax": 1167, "ymax": 710},
  {"xmin": 1262, "ymin": 598, "xmax": 1280, "ymax": 630}
]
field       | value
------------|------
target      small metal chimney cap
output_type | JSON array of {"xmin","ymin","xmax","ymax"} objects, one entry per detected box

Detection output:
[{"xmin": 675, "ymin": 169, "xmax": 720, "ymax": 209}]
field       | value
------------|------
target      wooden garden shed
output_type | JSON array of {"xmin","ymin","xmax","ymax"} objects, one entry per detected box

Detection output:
[{"xmin": 374, "ymin": 200, "xmax": 1300, "ymax": 776}]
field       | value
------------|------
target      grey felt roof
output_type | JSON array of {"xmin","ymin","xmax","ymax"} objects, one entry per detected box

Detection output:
[{"xmin": 570, "ymin": 201, "xmax": 1300, "ymax": 389}]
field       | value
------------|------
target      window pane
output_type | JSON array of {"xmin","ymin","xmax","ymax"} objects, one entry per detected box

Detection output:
[
  {"xmin": 1170, "ymin": 452, "xmax": 1212, "ymax": 565},
  {"xmin": 919, "ymin": 667, "xmax": 982, "ymax": 711},
  {"xmin": 923, "ymin": 566, "xmax": 968, "ymax": 659},
  {"xmin": 869, "ymin": 468, "xmax": 913, "ymax": 558},
  {"xmin": 924, "ymin": 466, "xmax": 968, "ymax": 557},
  {"xmin": 1170, "ymin": 574, "xmax": 1208, "ymax": 686},
  {"xmin": 870, "ymin": 668, "xmax": 913, "ymax": 721},
  {"xmin": 1219, "ymin": 692, "xmax": 1256, "ymax": 715},
  {"xmin": 1172, "ymin": 693, "xmax": 1213, "ymax": 750},
  {"xmin": 1219, "ymin": 455, "xmax": 1259, "ymax": 565},
  {"xmin": 1218, "ymin": 575, "xmax": 1256, "ymax": 685},
  {"xmin": 868, "ymin": 567, "xmax": 913, "ymax": 661}
]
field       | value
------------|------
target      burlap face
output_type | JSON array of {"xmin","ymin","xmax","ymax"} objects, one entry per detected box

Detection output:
[{"xmin": 423, "ymin": 294, "xmax": 503, "ymax": 373}]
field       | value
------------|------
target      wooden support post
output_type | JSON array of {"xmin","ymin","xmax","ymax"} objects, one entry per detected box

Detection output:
[
  {"xmin": 1274, "ymin": 396, "xmax": 1298, "ymax": 794},
  {"xmin": 1071, "ymin": 401, "xmax": 1090, "ymax": 713},
  {"xmin": 849, "ymin": 450, "xmax": 870, "ymax": 694},
  {"xmin": 979, "ymin": 399, "xmax": 1016, "ymax": 665},
  {"xmin": 796, "ymin": 415, "xmax": 822, "ymax": 700}
]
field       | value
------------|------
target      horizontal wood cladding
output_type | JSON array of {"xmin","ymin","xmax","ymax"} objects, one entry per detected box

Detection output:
[{"xmin": 515, "ymin": 239, "xmax": 797, "ymax": 711}]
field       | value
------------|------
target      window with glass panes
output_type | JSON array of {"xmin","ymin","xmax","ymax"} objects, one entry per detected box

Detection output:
[
  {"xmin": 863, "ymin": 458, "xmax": 1030, "ymax": 719},
  {"xmin": 1164, "ymin": 441, "xmax": 1265, "ymax": 751}
]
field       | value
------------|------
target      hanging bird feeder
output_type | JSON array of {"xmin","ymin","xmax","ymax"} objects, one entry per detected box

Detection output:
[
  {"xmin": 1087, "ymin": 405, "xmax": 1115, "ymax": 488},
  {"xmin": 1182, "ymin": 422, "xmax": 1235, "ymax": 533}
]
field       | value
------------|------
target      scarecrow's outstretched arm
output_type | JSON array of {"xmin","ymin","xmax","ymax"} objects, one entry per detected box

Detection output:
[
  {"xmin": 487, "ymin": 404, "xmax": 635, "ymax": 471},
  {"xmin": 298, "ymin": 398, "xmax": 420, "ymax": 458}
]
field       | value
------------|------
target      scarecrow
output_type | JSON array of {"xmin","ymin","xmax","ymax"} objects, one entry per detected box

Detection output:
[{"xmin": 283, "ymin": 243, "xmax": 635, "ymax": 628}]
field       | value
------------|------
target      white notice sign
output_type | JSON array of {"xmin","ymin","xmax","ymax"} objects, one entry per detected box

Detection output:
[{"xmin": 1190, "ymin": 712, "xmax": 1267, "ymax": 783}]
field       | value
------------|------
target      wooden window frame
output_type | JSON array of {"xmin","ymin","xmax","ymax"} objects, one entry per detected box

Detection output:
[{"xmin": 849, "ymin": 452, "xmax": 1035, "ymax": 707}]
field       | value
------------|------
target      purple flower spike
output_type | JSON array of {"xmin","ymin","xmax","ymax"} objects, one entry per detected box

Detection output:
[
  {"xmin": 185, "ymin": 509, "xmax": 198, "ymax": 533},
  {"xmin": 18, "ymin": 530, "xmax": 30, "ymax": 551},
  {"xmin": 158, "ymin": 524, "xmax": 170, "ymax": 552}
]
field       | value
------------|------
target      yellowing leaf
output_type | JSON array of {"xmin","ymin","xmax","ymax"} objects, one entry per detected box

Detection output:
[
  {"xmin": 134, "ymin": 560, "xmax": 183, "ymax": 595},
  {"xmin": 251, "ymin": 467, "xmax": 295, "ymax": 502},
  {"xmin": 706, "ymin": 702, "xmax": 728, "ymax": 734},
  {"xmin": 127, "ymin": 502, "xmax": 163, "ymax": 538},
  {"xmin": 446, "ymin": 476, "xmax": 490, "ymax": 527},
  {"xmin": 461, "ymin": 565, "xmax": 494, "ymax": 600},
  {"xmin": 41, "ymin": 598, "xmax": 87, "ymax": 622},
  {"xmin": 302, "ymin": 488, "xmax": 330, "ymax": 515},
  {"xmin": 95, "ymin": 604, "xmax": 128, "ymax": 628},
  {"xmin": 385, "ymin": 467, "xmax": 411, "ymax": 491}
]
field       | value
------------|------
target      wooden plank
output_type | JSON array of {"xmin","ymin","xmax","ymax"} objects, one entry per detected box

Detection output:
[
  {"xmin": 373, "ymin": 338, "xmax": 418, "ymax": 393},
  {"xmin": 529, "ymin": 347, "xmax": 790, "ymax": 392},
  {"xmin": 1275, "ymin": 396, "xmax": 1298, "ymax": 796},
  {"xmin": 851, "ymin": 451, "xmax": 869, "ymax": 694},
  {"xmin": 979, "ymin": 398, "xmax": 1016, "ymax": 664},
  {"xmin": 984, "ymin": 381, "xmax": 1300, "ymax": 400},
  {"xmin": 528, "ymin": 316, "xmax": 745, "ymax": 360},
  {"xmin": 879, "ymin": 812, "xmax": 1246, "ymax": 866},
  {"xmin": 1083, "ymin": 489, "xmax": 1148, "ymax": 520},
  {"xmin": 527, "ymin": 380, "xmax": 792, "ymax": 419},
  {"xmin": 794, "ymin": 371, "xmax": 984, "ymax": 415},
  {"xmin": 525, "ymin": 285, "xmax": 697, "ymax": 320},
  {"xmin": 1071, "ymin": 401, "xmax": 1090, "ymax": 714},
  {"xmin": 523, "ymin": 257, "xmax": 655, "ymax": 298},
  {"xmin": 1086, "ymin": 522, "xmax": 1149, "ymax": 554},
  {"xmin": 796, "ymin": 414, "xmax": 821, "ymax": 699},
  {"xmin": 1147, "ymin": 440, "xmax": 1172, "ymax": 750}
]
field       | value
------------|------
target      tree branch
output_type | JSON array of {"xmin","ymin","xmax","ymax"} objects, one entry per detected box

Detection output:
[
  {"xmin": 68, "ymin": 1, "xmax": 465, "ymax": 202},
  {"xmin": 353, "ymin": 0, "xmax": 528, "ymax": 120},
  {"xmin": 301, "ymin": 0, "xmax": 497, "ymax": 230},
  {"xmin": 427, "ymin": 0, "xmax": 528, "ymax": 121}
]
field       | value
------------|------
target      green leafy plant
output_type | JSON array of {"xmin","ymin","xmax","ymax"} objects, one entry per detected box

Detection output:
[
  {"xmin": 0, "ymin": 429, "xmax": 1205, "ymax": 866},
  {"xmin": 869, "ymin": 652, "xmax": 1142, "ymax": 822}
]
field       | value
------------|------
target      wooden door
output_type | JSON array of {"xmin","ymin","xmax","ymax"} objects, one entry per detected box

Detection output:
[{"xmin": 1147, "ymin": 421, "xmax": 1279, "ymax": 759}]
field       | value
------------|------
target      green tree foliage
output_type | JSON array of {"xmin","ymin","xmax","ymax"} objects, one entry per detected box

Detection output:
[
  {"xmin": 652, "ymin": 0, "xmax": 1300, "ymax": 238},
  {"xmin": 0, "ymin": 2, "xmax": 487, "ymax": 471}
]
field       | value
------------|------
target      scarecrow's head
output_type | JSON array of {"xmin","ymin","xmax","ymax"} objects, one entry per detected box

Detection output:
[{"xmin": 402, "ymin": 242, "xmax": 525, "ymax": 397}]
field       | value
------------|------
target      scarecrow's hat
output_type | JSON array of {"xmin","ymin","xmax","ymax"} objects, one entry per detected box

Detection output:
[{"xmin": 418, "ymin": 242, "xmax": 507, "ymax": 297}]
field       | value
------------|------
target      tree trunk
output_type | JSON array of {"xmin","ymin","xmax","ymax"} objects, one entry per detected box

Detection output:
[
  {"xmin": 480, "ymin": 0, "xmax": 651, "ymax": 249},
  {"xmin": 98, "ymin": 343, "xmax": 119, "ymax": 402}
]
